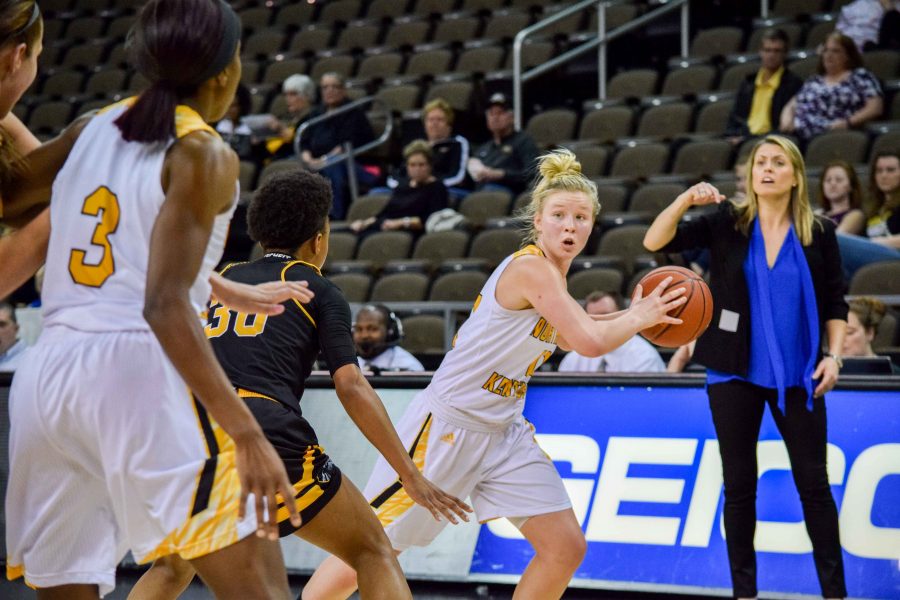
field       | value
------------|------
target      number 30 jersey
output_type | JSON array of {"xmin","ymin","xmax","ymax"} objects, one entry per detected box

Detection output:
[{"xmin": 41, "ymin": 100, "xmax": 236, "ymax": 332}]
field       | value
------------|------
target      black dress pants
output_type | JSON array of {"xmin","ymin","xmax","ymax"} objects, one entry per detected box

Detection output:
[{"xmin": 708, "ymin": 380, "xmax": 846, "ymax": 599}]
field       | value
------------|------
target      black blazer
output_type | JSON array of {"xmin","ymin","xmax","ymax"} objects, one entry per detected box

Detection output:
[
  {"xmin": 659, "ymin": 203, "xmax": 848, "ymax": 376},
  {"xmin": 725, "ymin": 68, "xmax": 804, "ymax": 138}
]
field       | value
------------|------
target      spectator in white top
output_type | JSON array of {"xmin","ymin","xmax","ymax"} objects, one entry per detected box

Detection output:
[
  {"xmin": 836, "ymin": 0, "xmax": 900, "ymax": 51},
  {"xmin": 558, "ymin": 292, "xmax": 665, "ymax": 373},
  {"xmin": 354, "ymin": 304, "xmax": 424, "ymax": 372},
  {"xmin": 0, "ymin": 301, "xmax": 26, "ymax": 372}
]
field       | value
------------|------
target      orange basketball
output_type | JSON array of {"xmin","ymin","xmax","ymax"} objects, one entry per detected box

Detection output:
[{"xmin": 632, "ymin": 266, "xmax": 714, "ymax": 348}]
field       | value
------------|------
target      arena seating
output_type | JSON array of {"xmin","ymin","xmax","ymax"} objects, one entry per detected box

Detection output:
[{"xmin": 18, "ymin": 0, "xmax": 900, "ymax": 353}]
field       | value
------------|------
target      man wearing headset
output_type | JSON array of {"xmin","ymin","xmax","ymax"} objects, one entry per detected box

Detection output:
[{"xmin": 353, "ymin": 304, "xmax": 425, "ymax": 372}]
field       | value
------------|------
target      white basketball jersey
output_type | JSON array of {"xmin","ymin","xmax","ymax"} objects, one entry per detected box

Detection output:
[
  {"xmin": 41, "ymin": 100, "xmax": 236, "ymax": 332},
  {"xmin": 424, "ymin": 245, "xmax": 558, "ymax": 431}
]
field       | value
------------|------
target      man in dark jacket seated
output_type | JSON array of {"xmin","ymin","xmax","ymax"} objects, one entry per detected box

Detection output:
[{"xmin": 725, "ymin": 29, "xmax": 803, "ymax": 143}]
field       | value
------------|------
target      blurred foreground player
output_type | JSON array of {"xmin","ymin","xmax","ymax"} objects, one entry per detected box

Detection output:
[{"xmin": 6, "ymin": 1, "xmax": 305, "ymax": 597}]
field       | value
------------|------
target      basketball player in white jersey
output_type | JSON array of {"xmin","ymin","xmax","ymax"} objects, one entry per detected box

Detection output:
[
  {"xmin": 6, "ymin": 1, "xmax": 303, "ymax": 598},
  {"xmin": 0, "ymin": 1, "xmax": 305, "ymax": 315},
  {"xmin": 304, "ymin": 149, "xmax": 688, "ymax": 600}
]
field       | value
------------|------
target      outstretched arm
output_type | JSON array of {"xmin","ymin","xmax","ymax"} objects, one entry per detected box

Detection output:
[
  {"xmin": 500, "ymin": 256, "xmax": 686, "ymax": 358},
  {"xmin": 208, "ymin": 272, "xmax": 314, "ymax": 316},
  {"xmin": 333, "ymin": 364, "xmax": 472, "ymax": 523},
  {"xmin": 1, "ymin": 114, "xmax": 91, "ymax": 228},
  {"xmin": 0, "ymin": 208, "xmax": 49, "ymax": 299}
]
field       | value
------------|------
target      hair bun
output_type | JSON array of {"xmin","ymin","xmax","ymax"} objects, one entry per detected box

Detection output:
[{"xmin": 538, "ymin": 149, "xmax": 581, "ymax": 181}]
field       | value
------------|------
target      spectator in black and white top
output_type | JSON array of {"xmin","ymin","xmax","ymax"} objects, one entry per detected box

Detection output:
[
  {"xmin": 780, "ymin": 32, "xmax": 883, "ymax": 141},
  {"xmin": 388, "ymin": 99, "xmax": 470, "ymax": 200}
]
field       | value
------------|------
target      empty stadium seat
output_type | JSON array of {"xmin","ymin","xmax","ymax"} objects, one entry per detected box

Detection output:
[
  {"xmin": 567, "ymin": 268, "xmax": 624, "ymax": 299},
  {"xmin": 467, "ymin": 229, "xmax": 523, "ymax": 266},
  {"xmin": 610, "ymin": 143, "xmax": 670, "ymax": 179},
  {"xmin": 805, "ymin": 131, "xmax": 869, "ymax": 168},
  {"xmin": 579, "ymin": 105, "xmax": 634, "ymax": 143},
  {"xmin": 458, "ymin": 191, "xmax": 513, "ymax": 227},
  {"xmin": 849, "ymin": 261, "xmax": 900, "ymax": 295},
  {"xmin": 526, "ymin": 109, "xmax": 578, "ymax": 149},
  {"xmin": 328, "ymin": 273, "xmax": 372, "ymax": 303},
  {"xmin": 402, "ymin": 314, "xmax": 447, "ymax": 354},
  {"xmin": 429, "ymin": 271, "xmax": 488, "ymax": 301},
  {"xmin": 370, "ymin": 272, "xmax": 431, "ymax": 302},
  {"xmin": 356, "ymin": 231, "xmax": 414, "ymax": 268}
]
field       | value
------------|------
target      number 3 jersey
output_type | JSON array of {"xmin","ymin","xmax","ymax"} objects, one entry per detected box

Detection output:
[
  {"xmin": 41, "ymin": 100, "xmax": 236, "ymax": 332},
  {"xmin": 423, "ymin": 244, "xmax": 559, "ymax": 432}
]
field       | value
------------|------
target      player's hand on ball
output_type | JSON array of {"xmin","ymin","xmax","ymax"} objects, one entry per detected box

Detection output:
[
  {"xmin": 678, "ymin": 181, "xmax": 725, "ymax": 207},
  {"xmin": 234, "ymin": 429, "xmax": 302, "ymax": 540},
  {"xmin": 630, "ymin": 276, "xmax": 687, "ymax": 329},
  {"xmin": 402, "ymin": 472, "xmax": 472, "ymax": 524}
]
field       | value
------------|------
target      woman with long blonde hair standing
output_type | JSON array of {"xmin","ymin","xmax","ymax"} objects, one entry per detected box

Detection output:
[{"xmin": 645, "ymin": 135, "xmax": 848, "ymax": 599}]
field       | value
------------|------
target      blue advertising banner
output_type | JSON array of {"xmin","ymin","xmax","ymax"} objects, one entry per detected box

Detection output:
[{"xmin": 470, "ymin": 385, "xmax": 900, "ymax": 599}]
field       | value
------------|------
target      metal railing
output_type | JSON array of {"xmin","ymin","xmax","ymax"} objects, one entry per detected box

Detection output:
[
  {"xmin": 512, "ymin": 0, "xmax": 690, "ymax": 130},
  {"xmin": 293, "ymin": 96, "xmax": 393, "ymax": 204}
]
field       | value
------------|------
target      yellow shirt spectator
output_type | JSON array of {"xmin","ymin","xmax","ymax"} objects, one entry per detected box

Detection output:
[{"xmin": 747, "ymin": 66, "xmax": 784, "ymax": 135}]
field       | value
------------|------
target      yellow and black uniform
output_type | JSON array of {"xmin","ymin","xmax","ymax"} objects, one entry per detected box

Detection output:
[{"xmin": 206, "ymin": 252, "xmax": 357, "ymax": 536}]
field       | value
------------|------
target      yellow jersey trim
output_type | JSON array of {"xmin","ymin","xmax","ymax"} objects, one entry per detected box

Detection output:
[
  {"xmin": 95, "ymin": 97, "xmax": 217, "ymax": 140},
  {"xmin": 512, "ymin": 244, "xmax": 544, "ymax": 259},
  {"xmin": 280, "ymin": 261, "xmax": 319, "ymax": 327},
  {"xmin": 236, "ymin": 387, "xmax": 278, "ymax": 403}
]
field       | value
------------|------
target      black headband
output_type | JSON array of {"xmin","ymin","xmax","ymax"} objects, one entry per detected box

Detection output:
[
  {"xmin": 194, "ymin": 0, "xmax": 241, "ymax": 84},
  {"xmin": 11, "ymin": 2, "xmax": 40, "ymax": 39}
]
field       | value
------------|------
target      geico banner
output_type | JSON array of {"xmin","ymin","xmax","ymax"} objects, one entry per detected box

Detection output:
[{"xmin": 470, "ymin": 385, "xmax": 900, "ymax": 599}]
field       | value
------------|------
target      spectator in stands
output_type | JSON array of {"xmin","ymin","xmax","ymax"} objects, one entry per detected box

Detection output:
[
  {"xmin": 645, "ymin": 135, "xmax": 848, "ymax": 600},
  {"xmin": 353, "ymin": 304, "xmax": 424, "ymax": 372},
  {"xmin": 268, "ymin": 73, "xmax": 316, "ymax": 160},
  {"xmin": 725, "ymin": 29, "xmax": 803, "ymax": 142},
  {"xmin": 388, "ymin": 99, "xmax": 471, "ymax": 200},
  {"xmin": 836, "ymin": 150, "xmax": 900, "ymax": 275},
  {"xmin": 467, "ymin": 93, "xmax": 540, "ymax": 195},
  {"xmin": 300, "ymin": 72, "xmax": 375, "ymax": 220},
  {"xmin": 214, "ymin": 83, "xmax": 262, "ymax": 163},
  {"xmin": 865, "ymin": 150, "xmax": 900, "ymax": 239},
  {"xmin": 558, "ymin": 291, "xmax": 665, "ymax": 373},
  {"xmin": 816, "ymin": 160, "xmax": 867, "ymax": 235},
  {"xmin": 780, "ymin": 32, "xmax": 883, "ymax": 141},
  {"xmin": 836, "ymin": 0, "xmax": 900, "ymax": 51},
  {"xmin": 0, "ymin": 301, "xmax": 25, "ymax": 372},
  {"xmin": 843, "ymin": 297, "xmax": 900, "ymax": 372},
  {"xmin": 350, "ymin": 140, "xmax": 448, "ymax": 237}
]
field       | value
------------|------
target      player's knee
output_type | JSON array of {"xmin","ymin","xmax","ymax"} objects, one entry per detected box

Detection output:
[{"xmin": 537, "ymin": 531, "xmax": 586, "ymax": 572}]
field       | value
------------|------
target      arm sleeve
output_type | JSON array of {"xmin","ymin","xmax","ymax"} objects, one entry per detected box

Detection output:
[
  {"xmin": 348, "ymin": 109, "xmax": 374, "ymax": 148},
  {"xmin": 856, "ymin": 68, "xmax": 883, "ymax": 100},
  {"xmin": 499, "ymin": 134, "xmax": 540, "ymax": 189},
  {"xmin": 315, "ymin": 282, "xmax": 359, "ymax": 375},
  {"xmin": 443, "ymin": 136, "xmax": 469, "ymax": 187},
  {"xmin": 819, "ymin": 219, "xmax": 850, "ymax": 322},
  {"xmin": 724, "ymin": 80, "xmax": 752, "ymax": 137},
  {"xmin": 658, "ymin": 205, "xmax": 723, "ymax": 253}
]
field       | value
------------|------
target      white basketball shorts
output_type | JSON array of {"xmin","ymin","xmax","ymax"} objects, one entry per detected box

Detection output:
[
  {"xmin": 5, "ymin": 326, "xmax": 256, "ymax": 596},
  {"xmin": 364, "ymin": 392, "xmax": 571, "ymax": 550}
]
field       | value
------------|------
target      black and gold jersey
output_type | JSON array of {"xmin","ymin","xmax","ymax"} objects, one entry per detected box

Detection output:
[{"xmin": 206, "ymin": 254, "xmax": 357, "ymax": 419}]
